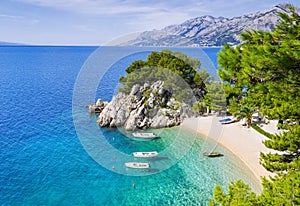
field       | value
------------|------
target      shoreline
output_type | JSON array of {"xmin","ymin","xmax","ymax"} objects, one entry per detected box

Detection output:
[{"xmin": 182, "ymin": 116, "xmax": 275, "ymax": 190}]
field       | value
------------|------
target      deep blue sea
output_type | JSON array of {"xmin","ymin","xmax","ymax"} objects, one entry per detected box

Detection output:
[{"xmin": 0, "ymin": 46, "xmax": 259, "ymax": 205}]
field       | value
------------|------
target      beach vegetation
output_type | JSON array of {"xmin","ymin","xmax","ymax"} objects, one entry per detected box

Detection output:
[
  {"xmin": 119, "ymin": 50, "xmax": 203, "ymax": 92},
  {"xmin": 212, "ymin": 164, "xmax": 300, "ymax": 205},
  {"xmin": 234, "ymin": 104, "xmax": 257, "ymax": 128},
  {"xmin": 119, "ymin": 50, "xmax": 208, "ymax": 106},
  {"xmin": 204, "ymin": 81, "xmax": 227, "ymax": 113},
  {"xmin": 192, "ymin": 101, "xmax": 204, "ymax": 114},
  {"xmin": 211, "ymin": 180, "xmax": 258, "ymax": 205},
  {"xmin": 211, "ymin": 4, "xmax": 300, "ymax": 205},
  {"xmin": 251, "ymin": 124, "xmax": 274, "ymax": 139}
]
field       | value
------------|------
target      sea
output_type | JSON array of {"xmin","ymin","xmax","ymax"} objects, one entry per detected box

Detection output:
[{"xmin": 0, "ymin": 46, "xmax": 260, "ymax": 205}]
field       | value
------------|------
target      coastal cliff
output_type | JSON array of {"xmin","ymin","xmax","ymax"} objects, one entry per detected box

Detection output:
[
  {"xmin": 97, "ymin": 81, "xmax": 194, "ymax": 130},
  {"xmin": 96, "ymin": 50, "xmax": 209, "ymax": 130}
]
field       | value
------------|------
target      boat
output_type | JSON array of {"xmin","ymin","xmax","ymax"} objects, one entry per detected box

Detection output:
[
  {"xmin": 125, "ymin": 162, "xmax": 150, "ymax": 169},
  {"xmin": 203, "ymin": 152, "xmax": 222, "ymax": 157},
  {"xmin": 219, "ymin": 117, "xmax": 237, "ymax": 124},
  {"xmin": 133, "ymin": 151, "xmax": 158, "ymax": 158},
  {"xmin": 219, "ymin": 118, "xmax": 232, "ymax": 123},
  {"xmin": 132, "ymin": 132, "xmax": 157, "ymax": 140}
]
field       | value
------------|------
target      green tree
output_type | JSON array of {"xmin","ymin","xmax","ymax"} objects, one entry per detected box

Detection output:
[
  {"xmin": 192, "ymin": 101, "xmax": 204, "ymax": 114},
  {"xmin": 125, "ymin": 60, "xmax": 146, "ymax": 73},
  {"xmin": 234, "ymin": 104, "xmax": 257, "ymax": 128},
  {"xmin": 261, "ymin": 124, "xmax": 300, "ymax": 172},
  {"xmin": 211, "ymin": 181, "xmax": 258, "ymax": 205},
  {"xmin": 211, "ymin": 168, "xmax": 300, "ymax": 205},
  {"xmin": 211, "ymin": 4, "xmax": 300, "ymax": 205},
  {"xmin": 204, "ymin": 82, "xmax": 227, "ymax": 113},
  {"xmin": 218, "ymin": 4, "xmax": 300, "ymax": 171},
  {"xmin": 259, "ymin": 165, "xmax": 300, "ymax": 205},
  {"xmin": 119, "ymin": 50, "xmax": 206, "ymax": 103}
]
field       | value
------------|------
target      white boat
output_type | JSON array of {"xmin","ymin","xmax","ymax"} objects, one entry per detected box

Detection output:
[
  {"xmin": 125, "ymin": 162, "xmax": 150, "ymax": 169},
  {"xmin": 132, "ymin": 132, "xmax": 157, "ymax": 139},
  {"xmin": 133, "ymin": 151, "xmax": 158, "ymax": 158},
  {"xmin": 219, "ymin": 117, "xmax": 237, "ymax": 125}
]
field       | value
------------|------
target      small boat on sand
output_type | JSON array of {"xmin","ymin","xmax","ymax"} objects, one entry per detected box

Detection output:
[
  {"xmin": 132, "ymin": 132, "xmax": 157, "ymax": 140},
  {"xmin": 219, "ymin": 118, "xmax": 237, "ymax": 125},
  {"xmin": 203, "ymin": 152, "xmax": 222, "ymax": 157},
  {"xmin": 125, "ymin": 162, "xmax": 150, "ymax": 169},
  {"xmin": 133, "ymin": 151, "xmax": 158, "ymax": 158},
  {"xmin": 219, "ymin": 118, "xmax": 231, "ymax": 122}
]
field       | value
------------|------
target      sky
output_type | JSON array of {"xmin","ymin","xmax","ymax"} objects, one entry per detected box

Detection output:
[{"xmin": 0, "ymin": 0, "xmax": 299, "ymax": 45}]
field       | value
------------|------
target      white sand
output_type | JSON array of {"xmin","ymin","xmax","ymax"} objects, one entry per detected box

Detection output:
[{"xmin": 182, "ymin": 116, "xmax": 275, "ymax": 185}]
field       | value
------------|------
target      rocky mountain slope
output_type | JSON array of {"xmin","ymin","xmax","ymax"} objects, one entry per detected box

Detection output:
[
  {"xmin": 0, "ymin": 41, "xmax": 25, "ymax": 46},
  {"xmin": 119, "ymin": 4, "xmax": 294, "ymax": 47}
]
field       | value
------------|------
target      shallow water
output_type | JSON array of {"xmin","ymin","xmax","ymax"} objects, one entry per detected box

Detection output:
[{"xmin": 0, "ymin": 46, "xmax": 259, "ymax": 205}]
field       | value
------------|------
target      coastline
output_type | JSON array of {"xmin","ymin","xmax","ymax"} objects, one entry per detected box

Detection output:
[{"xmin": 182, "ymin": 116, "xmax": 275, "ymax": 189}]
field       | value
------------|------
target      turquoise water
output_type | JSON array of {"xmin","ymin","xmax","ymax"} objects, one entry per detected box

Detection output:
[{"xmin": 0, "ymin": 46, "xmax": 260, "ymax": 205}]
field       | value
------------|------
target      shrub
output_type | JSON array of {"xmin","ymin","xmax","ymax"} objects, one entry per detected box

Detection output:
[{"xmin": 251, "ymin": 123, "xmax": 274, "ymax": 139}]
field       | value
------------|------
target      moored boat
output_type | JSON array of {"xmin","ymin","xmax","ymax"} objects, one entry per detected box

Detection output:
[
  {"xmin": 125, "ymin": 162, "xmax": 150, "ymax": 169},
  {"xmin": 133, "ymin": 151, "xmax": 158, "ymax": 158},
  {"xmin": 132, "ymin": 132, "xmax": 157, "ymax": 140},
  {"xmin": 203, "ymin": 152, "xmax": 222, "ymax": 157}
]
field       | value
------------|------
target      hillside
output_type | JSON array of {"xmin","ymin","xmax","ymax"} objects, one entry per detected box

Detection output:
[
  {"xmin": 0, "ymin": 41, "xmax": 25, "ymax": 46},
  {"xmin": 119, "ymin": 4, "xmax": 296, "ymax": 47}
]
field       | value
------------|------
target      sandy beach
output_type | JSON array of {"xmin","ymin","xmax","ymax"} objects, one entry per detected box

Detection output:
[{"xmin": 182, "ymin": 116, "xmax": 275, "ymax": 186}]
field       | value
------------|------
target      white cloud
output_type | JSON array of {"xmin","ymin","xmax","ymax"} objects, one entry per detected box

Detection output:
[
  {"xmin": 13, "ymin": 0, "xmax": 213, "ymax": 18},
  {"xmin": 14, "ymin": 0, "xmax": 163, "ymax": 15},
  {"xmin": 14, "ymin": 0, "xmax": 210, "ymax": 30},
  {"xmin": 14, "ymin": 0, "xmax": 273, "ymax": 31},
  {"xmin": 125, "ymin": 10, "xmax": 191, "ymax": 30},
  {"xmin": 0, "ymin": 14, "xmax": 25, "ymax": 20},
  {"xmin": 11, "ymin": 0, "xmax": 300, "ymax": 18},
  {"xmin": 0, "ymin": 13, "xmax": 40, "ymax": 24},
  {"xmin": 71, "ymin": 24, "xmax": 95, "ymax": 32},
  {"xmin": 9, "ymin": 0, "xmax": 298, "ymax": 45}
]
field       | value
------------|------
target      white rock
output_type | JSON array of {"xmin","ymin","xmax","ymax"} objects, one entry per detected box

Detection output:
[{"xmin": 97, "ymin": 81, "xmax": 195, "ymax": 130}]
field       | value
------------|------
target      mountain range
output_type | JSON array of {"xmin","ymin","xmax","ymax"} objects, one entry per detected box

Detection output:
[
  {"xmin": 0, "ymin": 41, "xmax": 25, "ymax": 46},
  {"xmin": 118, "ymin": 3, "xmax": 296, "ymax": 47}
]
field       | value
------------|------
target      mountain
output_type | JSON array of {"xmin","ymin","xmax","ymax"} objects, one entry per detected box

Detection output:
[
  {"xmin": 0, "ymin": 41, "xmax": 25, "ymax": 46},
  {"xmin": 119, "ymin": 4, "xmax": 295, "ymax": 47}
]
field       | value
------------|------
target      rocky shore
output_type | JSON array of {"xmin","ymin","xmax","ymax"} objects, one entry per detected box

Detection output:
[
  {"xmin": 87, "ymin": 99, "xmax": 109, "ymax": 113},
  {"xmin": 97, "ymin": 81, "xmax": 195, "ymax": 130}
]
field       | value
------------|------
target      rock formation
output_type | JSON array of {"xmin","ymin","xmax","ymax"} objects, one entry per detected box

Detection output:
[
  {"xmin": 88, "ymin": 98, "xmax": 109, "ymax": 113},
  {"xmin": 97, "ymin": 81, "xmax": 194, "ymax": 130}
]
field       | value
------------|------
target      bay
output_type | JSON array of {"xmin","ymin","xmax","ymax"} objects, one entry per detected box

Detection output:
[{"xmin": 0, "ymin": 46, "xmax": 259, "ymax": 205}]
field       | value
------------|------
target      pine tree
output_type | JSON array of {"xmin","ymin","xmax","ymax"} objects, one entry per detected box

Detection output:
[
  {"xmin": 218, "ymin": 4, "xmax": 300, "ymax": 172},
  {"xmin": 211, "ymin": 181, "xmax": 258, "ymax": 205},
  {"xmin": 211, "ymin": 4, "xmax": 300, "ymax": 205},
  {"xmin": 119, "ymin": 50, "xmax": 206, "ymax": 102}
]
